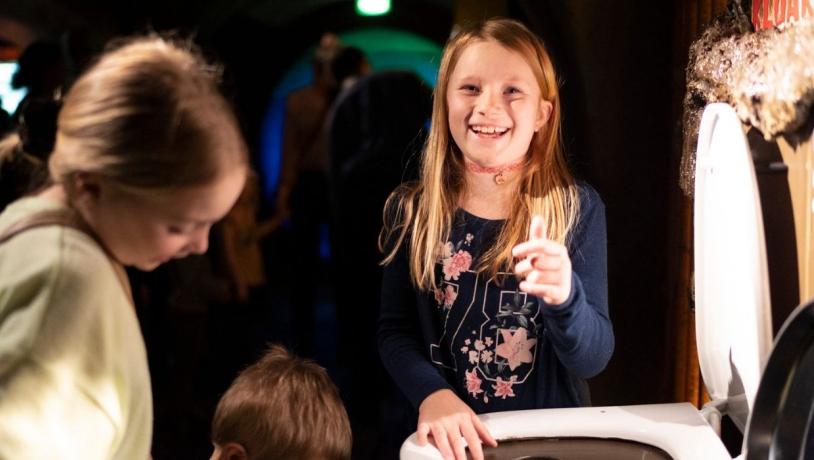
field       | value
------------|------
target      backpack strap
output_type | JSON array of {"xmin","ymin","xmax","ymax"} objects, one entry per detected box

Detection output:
[{"xmin": 0, "ymin": 209, "xmax": 133, "ymax": 305}]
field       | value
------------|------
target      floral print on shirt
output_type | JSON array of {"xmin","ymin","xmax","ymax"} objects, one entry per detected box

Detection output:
[
  {"xmin": 458, "ymin": 322, "xmax": 538, "ymax": 403},
  {"xmin": 433, "ymin": 227, "xmax": 542, "ymax": 406},
  {"xmin": 495, "ymin": 327, "xmax": 537, "ymax": 371},
  {"xmin": 433, "ymin": 234, "xmax": 474, "ymax": 309}
]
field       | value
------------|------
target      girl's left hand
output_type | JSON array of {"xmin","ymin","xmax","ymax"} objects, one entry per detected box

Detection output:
[{"xmin": 512, "ymin": 215, "xmax": 572, "ymax": 305}]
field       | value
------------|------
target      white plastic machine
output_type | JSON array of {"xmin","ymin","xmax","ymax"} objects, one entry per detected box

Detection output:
[{"xmin": 400, "ymin": 103, "xmax": 776, "ymax": 459}]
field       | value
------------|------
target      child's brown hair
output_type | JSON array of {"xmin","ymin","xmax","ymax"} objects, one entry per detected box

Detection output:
[{"xmin": 211, "ymin": 345, "xmax": 352, "ymax": 460}]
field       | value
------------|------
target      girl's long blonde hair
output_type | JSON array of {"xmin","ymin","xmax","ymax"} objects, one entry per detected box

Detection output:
[{"xmin": 380, "ymin": 18, "xmax": 580, "ymax": 291}]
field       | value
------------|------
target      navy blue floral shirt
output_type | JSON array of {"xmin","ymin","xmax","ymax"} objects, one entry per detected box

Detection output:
[
  {"xmin": 430, "ymin": 212, "xmax": 546, "ymax": 412},
  {"xmin": 379, "ymin": 182, "xmax": 613, "ymax": 414}
]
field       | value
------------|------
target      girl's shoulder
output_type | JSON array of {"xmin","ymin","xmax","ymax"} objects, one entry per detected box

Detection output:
[
  {"xmin": 383, "ymin": 181, "xmax": 421, "ymax": 224},
  {"xmin": 389, "ymin": 180, "xmax": 421, "ymax": 200},
  {"xmin": 0, "ymin": 197, "xmax": 116, "ymax": 288},
  {"xmin": 568, "ymin": 180, "xmax": 606, "ymax": 248},
  {"xmin": 573, "ymin": 179, "xmax": 605, "ymax": 213},
  {"xmin": 0, "ymin": 199, "xmax": 125, "ymax": 369},
  {"xmin": 0, "ymin": 196, "xmax": 62, "ymax": 232},
  {"xmin": 380, "ymin": 181, "xmax": 421, "ymax": 256}
]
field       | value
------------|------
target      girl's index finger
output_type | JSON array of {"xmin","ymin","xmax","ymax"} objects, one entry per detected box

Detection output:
[
  {"xmin": 472, "ymin": 414, "xmax": 497, "ymax": 447},
  {"xmin": 512, "ymin": 239, "xmax": 563, "ymax": 258}
]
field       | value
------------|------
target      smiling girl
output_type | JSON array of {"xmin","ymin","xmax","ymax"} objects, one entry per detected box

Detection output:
[{"xmin": 378, "ymin": 19, "xmax": 614, "ymax": 460}]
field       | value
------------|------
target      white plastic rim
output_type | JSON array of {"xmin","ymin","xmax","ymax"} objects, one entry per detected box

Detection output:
[
  {"xmin": 693, "ymin": 102, "xmax": 773, "ymax": 433},
  {"xmin": 399, "ymin": 404, "xmax": 730, "ymax": 459}
]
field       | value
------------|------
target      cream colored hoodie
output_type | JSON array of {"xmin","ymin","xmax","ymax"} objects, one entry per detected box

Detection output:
[{"xmin": 0, "ymin": 197, "xmax": 152, "ymax": 460}]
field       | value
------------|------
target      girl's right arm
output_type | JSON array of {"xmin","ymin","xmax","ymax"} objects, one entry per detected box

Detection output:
[
  {"xmin": 377, "ymin": 241, "xmax": 496, "ymax": 460},
  {"xmin": 417, "ymin": 389, "xmax": 497, "ymax": 460},
  {"xmin": 377, "ymin": 238, "xmax": 451, "ymax": 409}
]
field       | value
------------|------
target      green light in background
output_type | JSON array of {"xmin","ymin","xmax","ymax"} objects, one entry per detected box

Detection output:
[{"xmin": 356, "ymin": 0, "xmax": 391, "ymax": 16}]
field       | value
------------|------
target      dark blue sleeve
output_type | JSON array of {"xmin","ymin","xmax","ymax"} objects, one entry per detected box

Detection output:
[
  {"xmin": 540, "ymin": 183, "xmax": 614, "ymax": 379},
  {"xmin": 378, "ymin": 230, "xmax": 452, "ymax": 409}
]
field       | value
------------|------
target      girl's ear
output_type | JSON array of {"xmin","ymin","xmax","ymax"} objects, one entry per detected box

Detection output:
[
  {"xmin": 535, "ymin": 99, "xmax": 553, "ymax": 132},
  {"xmin": 69, "ymin": 172, "xmax": 102, "ymax": 203}
]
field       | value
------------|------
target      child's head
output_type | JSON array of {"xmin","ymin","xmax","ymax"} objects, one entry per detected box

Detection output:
[
  {"xmin": 49, "ymin": 35, "xmax": 248, "ymax": 270},
  {"xmin": 381, "ymin": 19, "xmax": 579, "ymax": 289},
  {"xmin": 211, "ymin": 345, "xmax": 352, "ymax": 460},
  {"xmin": 431, "ymin": 18, "xmax": 562, "ymax": 183}
]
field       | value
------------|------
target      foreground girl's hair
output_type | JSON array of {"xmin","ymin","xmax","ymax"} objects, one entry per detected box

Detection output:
[
  {"xmin": 379, "ymin": 18, "xmax": 579, "ymax": 290},
  {"xmin": 48, "ymin": 34, "xmax": 247, "ymax": 194}
]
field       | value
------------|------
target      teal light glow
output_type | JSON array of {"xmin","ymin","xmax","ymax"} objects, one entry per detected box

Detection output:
[
  {"xmin": 356, "ymin": 0, "xmax": 391, "ymax": 16},
  {"xmin": 260, "ymin": 27, "xmax": 442, "ymax": 199}
]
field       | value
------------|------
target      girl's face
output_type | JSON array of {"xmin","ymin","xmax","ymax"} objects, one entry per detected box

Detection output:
[
  {"xmin": 446, "ymin": 40, "xmax": 551, "ymax": 169},
  {"xmin": 88, "ymin": 166, "xmax": 246, "ymax": 271}
]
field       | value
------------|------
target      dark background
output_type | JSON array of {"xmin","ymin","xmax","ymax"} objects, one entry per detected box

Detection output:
[{"xmin": 0, "ymin": 0, "xmax": 707, "ymax": 457}]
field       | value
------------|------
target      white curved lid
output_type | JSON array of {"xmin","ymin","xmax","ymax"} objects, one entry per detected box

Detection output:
[{"xmin": 693, "ymin": 102, "xmax": 773, "ymax": 432}]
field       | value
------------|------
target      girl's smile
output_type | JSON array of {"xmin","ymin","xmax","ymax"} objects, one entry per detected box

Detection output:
[{"xmin": 469, "ymin": 124, "xmax": 510, "ymax": 138}]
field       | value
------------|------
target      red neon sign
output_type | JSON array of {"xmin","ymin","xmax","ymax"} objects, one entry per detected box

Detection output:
[{"xmin": 752, "ymin": 0, "xmax": 814, "ymax": 30}]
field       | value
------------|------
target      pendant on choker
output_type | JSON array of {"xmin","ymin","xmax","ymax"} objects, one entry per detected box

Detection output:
[{"xmin": 464, "ymin": 159, "xmax": 524, "ymax": 185}]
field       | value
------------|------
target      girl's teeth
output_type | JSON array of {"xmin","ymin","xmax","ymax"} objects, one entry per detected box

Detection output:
[{"xmin": 472, "ymin": 125, "xmax": 507, "ymax": 134}]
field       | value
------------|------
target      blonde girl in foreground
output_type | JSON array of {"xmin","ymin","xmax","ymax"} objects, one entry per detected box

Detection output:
[
  {"xmin": 378, "ymin": 19, "xmax": 613, "ymax": 460},
  {"xmin": 0, "ymin": 36, "xmax": 247, "ymax": 459}
]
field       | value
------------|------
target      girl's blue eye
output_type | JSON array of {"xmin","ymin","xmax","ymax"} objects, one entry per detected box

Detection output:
[
  {"xmin": 506, "ymin": 87, "xmax": 522, "ymax": 94},
  {"xmin": 461, "ymin": 85, "xmax": 479, "ymax": 93}
]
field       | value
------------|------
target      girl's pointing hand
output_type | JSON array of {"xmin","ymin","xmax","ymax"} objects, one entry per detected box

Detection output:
[{"xmin": 512, "ymin": 215, "xmax": 572, "ymax": 305}]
